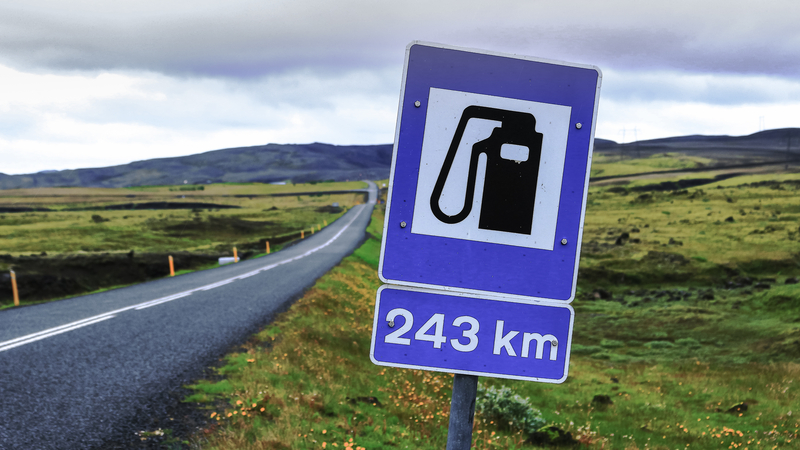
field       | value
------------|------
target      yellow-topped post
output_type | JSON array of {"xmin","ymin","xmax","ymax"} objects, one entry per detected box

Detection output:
[
  {"xmin": 233, "ymin": 247, "xmax": 238, "ymax": 263},
  {"xmin": 266, "ymin": 241, "xmax": 270, "ymax": 254}
]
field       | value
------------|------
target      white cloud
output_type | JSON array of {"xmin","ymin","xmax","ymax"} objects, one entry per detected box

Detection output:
[
  {"xmin": 0, "ymin": 64, "xmax": 400, "ymax": 174},
  {"xmin": 596, "ymin": 99, "xmax": 800, "ymax": 143},
  {"xmin": 602, "ymin": 69, "xmax": 800, "ymax": 105},
  {"xmin": 0, "ymin": 0, "xmax": 799, "ymax": 174}
]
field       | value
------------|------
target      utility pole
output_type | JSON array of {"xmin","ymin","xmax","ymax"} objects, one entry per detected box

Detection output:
[{"xmin": 631, "ymin": 126, "xmax": 640, "ymax": 158}]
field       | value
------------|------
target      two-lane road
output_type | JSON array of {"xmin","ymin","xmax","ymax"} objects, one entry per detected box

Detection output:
[{"xmin": 0, "ymin": 181, "xmax": 377, "ymax": 449}]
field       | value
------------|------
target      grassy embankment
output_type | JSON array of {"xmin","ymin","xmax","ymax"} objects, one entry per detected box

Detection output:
[
  {"xmin": 0, "ymin": 181, "xmax": 366, "ymax": 307},
  {"xmin": 176, "ymin": 156, "xmax": 799, "ymax": 449}
]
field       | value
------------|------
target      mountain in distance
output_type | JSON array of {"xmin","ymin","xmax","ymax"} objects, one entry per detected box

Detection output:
[
  {"xmin": 0, "ymin": 143, "xmax": 393, "ymax": 190},
  {"xmin": 1, "ymin": 128, "xmax": 798, "ymax": 190},
  {"xmin": 594, "ymin": 128, "xmax": 800, "ymax": 166}
]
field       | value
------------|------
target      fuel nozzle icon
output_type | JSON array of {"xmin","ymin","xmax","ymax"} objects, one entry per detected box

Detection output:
[{"xmin": 430, "ymin": 105, "xmax": 543, "ymax": 235}]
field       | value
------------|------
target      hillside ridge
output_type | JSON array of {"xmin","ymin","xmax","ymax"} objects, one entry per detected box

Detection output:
[{"xmin": 2, "ymin": 128, "xmax": 798, "ymax": 189}]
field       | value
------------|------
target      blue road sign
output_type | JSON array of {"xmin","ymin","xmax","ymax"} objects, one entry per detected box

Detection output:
[
  {"xmin": 378, "ymin": 42, "xmax": 602, "ymax": 303},
  {"xmin": 370, "ymin": 285, "xmax": 574, "ymax": 383}
]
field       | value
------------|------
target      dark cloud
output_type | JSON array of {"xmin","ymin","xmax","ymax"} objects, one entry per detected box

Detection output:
[{"xmin": 1, "ymin": 0, "xmax": 798, "ymax": 79}]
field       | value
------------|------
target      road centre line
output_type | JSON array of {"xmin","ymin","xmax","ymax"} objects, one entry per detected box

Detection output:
[
  {"xmin": 0, "ymin": 315, "xmax": 117, "ymax": 353},
  {"xmin": 0, "ymin": 205, "xmax": 366, "ymax": 353},
  {"xmin": 134, "ymin": 292, "xmax": 193, "ymax": 310}
]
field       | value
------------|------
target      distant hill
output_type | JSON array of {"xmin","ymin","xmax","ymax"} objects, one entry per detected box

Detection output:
[
  {"xmin": 594, "ymin": 128, "xmax": 800, "ymax": 165},
  {"xmin": 0, "ymin": 143, "xmax": 393, "ymax": 189},
  {"xmin": 1, "ymin": 129, "xmax": 798, "ymax": 190}
]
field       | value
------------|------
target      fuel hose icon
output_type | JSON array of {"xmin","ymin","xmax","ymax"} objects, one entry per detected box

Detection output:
[{"xmin": 430, "ymin": 105, "xmax": 543, "ymax": 235}]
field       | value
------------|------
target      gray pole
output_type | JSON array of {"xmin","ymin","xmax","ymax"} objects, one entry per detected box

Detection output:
[{"xmin": 446, "ymin": 374, "xmax": 479, "ymax": 450}]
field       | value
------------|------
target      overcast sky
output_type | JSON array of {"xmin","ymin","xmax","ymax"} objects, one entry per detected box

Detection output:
[{"xmin": 1, "ymin": 0, "xmax": 799, "ymax": 174}]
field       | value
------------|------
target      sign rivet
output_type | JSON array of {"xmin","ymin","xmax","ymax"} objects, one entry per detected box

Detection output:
[
  {"xmin": 551, "ymin": 339, "xmax": 558, "ymax": 347},
  {"xmin": 560, "ymin": 238, "xmax": 568, "ymax": 245},
  {"xmin": 400, "ymin": 221, "xmax": 407, "ymax": 228},
  {"xmin": 575, "ymin": 123, "xmax": 582, "ymax": 129},
  {"xmin": 414, "ymin": 101, "xmax": 421, "ymax": 107},
  {"xmin": 388, "ymin": 320, "xmax": 395, "ymax": 328}
]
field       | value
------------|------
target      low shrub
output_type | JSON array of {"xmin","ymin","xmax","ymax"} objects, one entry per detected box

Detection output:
[{"xmin": 476, "ymin": 385, "xmax": 547, "ymax": 436}]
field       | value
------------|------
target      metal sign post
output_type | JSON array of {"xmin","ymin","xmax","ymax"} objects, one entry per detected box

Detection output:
[
  {"xmin": 446, "ymin": 374, "xmax": 478, "ymax": 450},
  {"xmin": 372, "ymin": 41, "xmax": 601, "ymax": 447}
]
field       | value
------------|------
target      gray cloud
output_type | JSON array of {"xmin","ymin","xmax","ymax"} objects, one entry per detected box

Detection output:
[
  {"xmin": 1, "ymin": 0, "xmax": 799, "ymax": 78},
  {"xmin": 602, "ymin": 69, "xmax": 800, "ymax": 105}
]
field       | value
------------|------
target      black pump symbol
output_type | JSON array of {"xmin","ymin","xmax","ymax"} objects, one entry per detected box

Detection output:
[{"xmin": 430, "ymin": 106, "xmax": 543, "ymax": 235}]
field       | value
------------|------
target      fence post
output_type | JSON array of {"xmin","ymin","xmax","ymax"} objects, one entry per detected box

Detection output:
[
  {"xmin": 233, "ymin": 247, "xmax": 238, "ymax": 263},
  {"xmin": 266, "ymin": 241, "xmax": 270, "ymax": 254},
  {"xmin": 10, "ymin": 270, "xmax": 19, "ymax": 307},
  {"xmin": 169, "ymin": 255, "xmax": 175, "ymax": 276}
]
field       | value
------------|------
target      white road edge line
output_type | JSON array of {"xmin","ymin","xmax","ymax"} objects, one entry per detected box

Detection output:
[{"xmin": 0, "ymin": 204, "xmax": 367, "ymax": 353}]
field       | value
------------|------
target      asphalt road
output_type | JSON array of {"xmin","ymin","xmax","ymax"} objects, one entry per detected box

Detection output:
[{"xmin": 0, "ymin": 181, "xmax": 377, "ymax": 449}]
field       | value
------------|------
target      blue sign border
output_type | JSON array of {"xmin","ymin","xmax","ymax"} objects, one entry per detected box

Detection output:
[{"xmin": 379, "ymin": 42, "xmax": 602, "ymax": 302}]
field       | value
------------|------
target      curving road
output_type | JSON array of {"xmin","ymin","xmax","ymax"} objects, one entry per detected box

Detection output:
[{"xmin": 0, "ymin": 181, "xmax": 377, "ymax": 449}]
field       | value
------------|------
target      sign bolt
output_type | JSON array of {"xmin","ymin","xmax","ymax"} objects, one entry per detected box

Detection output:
[
  {"xmin": 575, "ymin": 123, "xmax": 582, "ymax": 129},
  {"xmin": 400, "ymin": 221, "xmax": 407, "ymax": 228},
  {"xmin": 560, "ymin": 238, "xmax": 568, "ymax": 245},
  {"xmin": 414, "ymin": 101, "xmax": 421, "ymax": 107},
  {"xmin": 551, "ymin": 339, "xmax": 558, "ymax": 347},
  {"xmin": 388, "ymin": 320, "xmax": 395, "ymax": 328}
]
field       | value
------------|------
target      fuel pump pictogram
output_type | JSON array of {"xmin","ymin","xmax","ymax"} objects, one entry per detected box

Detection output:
[{"xmin": 430, "ymin": 105, "xmax": 544, "ymax": 235}]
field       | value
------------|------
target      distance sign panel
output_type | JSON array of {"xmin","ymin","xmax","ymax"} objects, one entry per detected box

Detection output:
[
  {"xmin": 378, "ymin": 41, "xmax": 602, "ymax": 302},
  {"xmin": 370, "ymin": 285, "xmax": 574, "ymax": 383}
]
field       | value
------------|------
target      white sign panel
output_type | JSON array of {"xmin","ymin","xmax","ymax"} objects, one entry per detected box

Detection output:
[{"xmin": 411, "ymin": 88, "xmax": 571, "ymax": 250}]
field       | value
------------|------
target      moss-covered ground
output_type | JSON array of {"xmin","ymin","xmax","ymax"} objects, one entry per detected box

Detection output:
[{"xmin": 180, "ymin": 158, "xmax": 799, "ymax": 449}]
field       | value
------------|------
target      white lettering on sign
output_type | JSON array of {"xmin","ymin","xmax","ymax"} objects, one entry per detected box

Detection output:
[
  {"xmin": 522, "ymin": 332, "xmax": 558, "ymax": 360},
  {"xmin": 451, "ymin": 315, "xmax": 479, "ymax": 352},
  {"xmin": 384, "ymin": 308, "xmax": 413, "ymax": 345},
  {"xmin": 493, "ymin": 320, "xmax": 518, "ymax": 356},
  {"xmin": 383, "ymin": 310, "xmax": 557, "ymax": 360},
  {"xmin": 415, "ymin": 313, "xmax": 446, "ymax": 348}
]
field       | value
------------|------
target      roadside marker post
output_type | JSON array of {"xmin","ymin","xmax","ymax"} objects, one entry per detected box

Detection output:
[
  {"xmin": 301, "ymin": 230, "xmax": 304, "ymax": 239},
  {"xmin": 10, "ymin": 270, "xmax": 19, "ymax": 306},
  {"xmin": 233, "ymin": 247, "xmax": 238, "ymax": 263},
  {"xmin": 371, "ymin": 42, "xmax": 601, "ymax": 449},
  {"xmin": 169, "ymin": 255, "xmax": 175, "ymax": 277},
  {"xmin": 266, "ymin": 241, "xmax": 271, "ymax": 254}
]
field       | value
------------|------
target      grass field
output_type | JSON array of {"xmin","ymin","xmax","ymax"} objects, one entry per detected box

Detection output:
[
  {"xmin": 0, "ymin": 181, "xmax": 368, "ymax": 307},
  {"xmin": 171, "ymin": 157, "xmax": 799, "ymax": 450},
  {"xmin": 590, "ymin": 153, "xmax": 715, "ymax": 179},
  {"xmin": 0, "ymin": 181, "xmax": 366, "ymax": 255}
]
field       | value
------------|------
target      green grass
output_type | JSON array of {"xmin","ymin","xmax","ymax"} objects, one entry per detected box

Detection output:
[
  {"xmin": 181, "ymin": 162, "xmax": 800, "ymax": 449},
  {"xmin": 0, "ymin": 181, "xmax": 364, "ymax": 256},
  {"xmin": 591, "ymin": 152, "xmax": 714, "ymax": 178}
]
